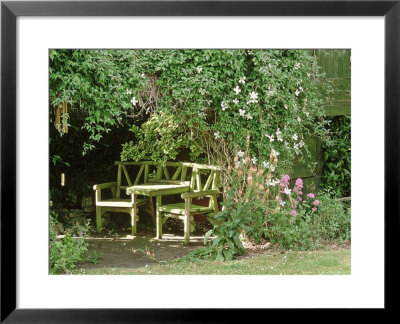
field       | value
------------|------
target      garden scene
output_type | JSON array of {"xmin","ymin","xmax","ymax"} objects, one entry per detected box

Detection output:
[{"xmin": 49, "ymin": 49, "xmax": 351, "ymax": 275}]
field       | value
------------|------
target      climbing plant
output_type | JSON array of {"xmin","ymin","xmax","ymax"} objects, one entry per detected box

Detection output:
[{"xmin": 121, "ymin": 49, "xmax": 332, "ymax": 181}]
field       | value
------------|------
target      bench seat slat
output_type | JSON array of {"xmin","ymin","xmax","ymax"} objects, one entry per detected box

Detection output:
[
  {"xmin": 96, "ymin": 198, "xmax": 148, "ymax": 208},
  {"xmin": 158, "ymin": 203, "xmax": 213, "ymax": 215}
]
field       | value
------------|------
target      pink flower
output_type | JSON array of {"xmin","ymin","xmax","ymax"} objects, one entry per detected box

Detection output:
[
  {"xmin": 290, "ymin": 210, "xmax": 297, "ymax": 216},
  {"xmin": 307, "ymin": 193, "xmax": 315, "ymax": 199},
  {"xmin": 313, "ymin": 200, "xmax": 320, "ymax": 206},
  {"xmin": 298, "ymin": 197, "xmax": 302, "ymax": 202},
  {"xmin": 312, "ymin": 207, "xmax": 317, "ymax": 212},
  {"xmin": 279, "ymin": 174, "xmax": 290, "ymax": 188},
  {"xmin": 295, "ymin": 178, "xmax": 303, "ymax": 189}
]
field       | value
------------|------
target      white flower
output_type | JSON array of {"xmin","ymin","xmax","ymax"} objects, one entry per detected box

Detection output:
[
  {"xmin": 239, "ymin": 109, "xmax": 246, "ymax": 117},
  {"xmin": 250, "ymin": 91, "xmax": 258, "ymax": 100},
  {"xmin": 131, "ymin": 97, "xmax": 138, "ymax": 106},
  {"xmin": 307, "ymin": 72, "xmax": 312, "ymax": 78},
  {"xmin": 199, "ymin": 88, "xmax": 206, "ymax": 95},
  {"xmin": 292, "ymin": 134, "xmax": 298, "ymax": 141},
  {"xmin": 284, "ymin": 187, "xmax": 292, "ymax": 195},
  {"xmin": 141, "ymin": 73, "xmax": 146, "ymax": 78},
  {"xmin": 271, "ymin": 149, "xmax": 279, "ymax": 157},
  {"xmin": 239, "ymin": 77, "xmax": 246, "ymax": 84},
  {"xmin": 233, "ymin": 98, "xmax": 239, "ymax": 104},
  {"xmin": 297, "ymin": 116, "xmax": 301, "ymax": 123},
  {"xmin": 295, "ymin": 89, "xmax": 300, "ymax": 97},
  {"xmin": 280, "ymin": 200, "xmax": 286, "ymax": 207},
  {"xmin": 214, "ymin": 131, "xmax": 220, "ymax": 139},
  {"xmin": 305, "ymin": 111, "xmax": 310, "ymax": 117},
  {"xmin": 237, "ymin": 150, "xmax": 245, "ymax": 158},
  {"xmin": 265, "ymin": 134, "xmax": 275, "ymax": 142},
  {"xmin": 276, "ymin": 128, "xmax": 283, "ymax": 142},
  {"xmin": 263, "ymin": 161, "xmax": 276, "ymax": 172},
  {"xmin": 234, "ymin": 86, "xmax": 241, "ymax": 94},
  {"xmin": 196, "ymin": 67, "xmax": 203, "ymax": 73},
  {"xmin": 221, "ymin": 101, "xmax": 228, "ymax": 111},
  {"xmin": 266, "ymin": 178, "xmax": 280, "ymax": 187},
  {"xmin": 299, "ymin": 140, "xmax": 305, "ymax": 148},
  {"xmin": 126, "ymin": 89, "xmax": 132, "ymax": 95},
  {"xmin": 246, "ymin": 113, "xmax": 253, "ymax": 120},
  {"xmin": 294, "ymin": 62, "xmax": 301, "ymax": 70},
  {"xmin": 284, "ymin": 104, "xmax": 288, "ymax": 110},
  {"xmin": 251, "ymin": 157, "xmax": 257, "ymax": 164},
  {"xmin": 299, "ymin": 86, "xmax": 303, "ymax": 92}
]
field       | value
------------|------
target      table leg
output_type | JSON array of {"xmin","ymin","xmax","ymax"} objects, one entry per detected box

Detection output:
[
  {"xmin": 156, "ymin": 195, "xmax": 162, "ymax": 239},
  {"xmin": 131, "ymin": 194, "xmax": 137, "ymax": 235}
]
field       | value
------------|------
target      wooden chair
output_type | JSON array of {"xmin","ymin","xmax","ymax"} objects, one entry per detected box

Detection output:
[
  {"xmin": 156, "ymin": 163, "xmax": 221, "ymax": 243},
  {"xmin": 93, "ymin": 161, "xmax": 156, "ymax": 235}
]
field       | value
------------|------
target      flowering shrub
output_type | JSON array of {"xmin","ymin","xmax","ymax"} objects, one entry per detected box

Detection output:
[
  {"xmin": 202, "ymin": 143, "xmax": 351, "ymax": 256},
  {"xmin": 265, "ymin": 175, "xmax": 351, "ymax": 250},
  {"xmin": 120, "ymin": 49, "xmax": 331, "ymax": 180}
]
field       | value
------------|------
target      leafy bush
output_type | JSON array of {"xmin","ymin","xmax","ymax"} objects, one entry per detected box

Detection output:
[
  {"xmin": 194, "ymin": 153, "xmax": 351, "ymax": 259},
  {"xmin": 265, "ymin": 186, "xmax": 351, "ymax": 250},
  {"xmin": 121, "ymin": 112, "xmax": 202, "ymax": 164},
  {"xmin": 49, "ymin": 212, "xmax": 90, "ymax": 274},
  {"xmin": 195, "ymin": 144, "xmax": 281, "ymax": 261},
  {"xmin": 321, "ymin": 115, "xmax": 351, "ymax": 197}
]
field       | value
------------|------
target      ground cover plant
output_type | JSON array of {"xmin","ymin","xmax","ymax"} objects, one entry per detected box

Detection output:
[
  {"xmin": 49, "ymin": 49, "xmax": 350, "ymax": 271},
  {"xmin": 49, "ymin": 211, "xmax": 95, "ymax": 274}
]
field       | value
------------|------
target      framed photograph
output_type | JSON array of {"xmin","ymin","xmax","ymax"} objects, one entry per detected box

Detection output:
[{"xmin": 1, "ymin": 0, "xmax": 398, "ymax": 321}]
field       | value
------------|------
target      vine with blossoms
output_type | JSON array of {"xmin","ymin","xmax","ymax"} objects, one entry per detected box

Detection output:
[{"xmin": 121, "ymin": 50, "xmax": 331, "ymax": 184}]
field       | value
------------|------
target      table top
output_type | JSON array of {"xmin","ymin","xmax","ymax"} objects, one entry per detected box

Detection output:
[{"xmin": 126, "ymin": 182, "xmax": 190, "ymax": 197}]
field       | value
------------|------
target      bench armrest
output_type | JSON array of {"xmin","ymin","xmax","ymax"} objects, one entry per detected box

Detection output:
[
  {"xmin": 93, "ymin": 182, "xmax": 117, "ymax": 190},
  {"xmin": 181, "ymin": 190, "xmax": 220, "ymax": 199}
]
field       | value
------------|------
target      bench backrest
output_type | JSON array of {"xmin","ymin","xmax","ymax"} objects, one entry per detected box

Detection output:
[{"xmin": 114, "ymin": 161, "xmax": 221, "ymax": 198}]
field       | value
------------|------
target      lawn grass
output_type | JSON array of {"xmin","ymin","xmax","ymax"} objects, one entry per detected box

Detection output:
[{"xmin": 74, "ymin": 248, "xmax": 350, "ymax": 275}]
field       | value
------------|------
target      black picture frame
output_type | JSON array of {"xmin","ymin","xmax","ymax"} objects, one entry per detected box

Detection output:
[{"xmin": 1, "ymin": 0, "xmax": 398, "ymax": 321}]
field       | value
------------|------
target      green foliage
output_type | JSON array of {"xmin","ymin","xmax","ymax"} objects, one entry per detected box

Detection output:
[
  {"xmin": 265, "ymin": 192, "xmax": 351, "ymax": 250},
  {"xmin": 321, "ymin": 115, "xmax": 351, "ymax": 197},
  {"xmin": 121, "ymin": 112, "xmax": 202, "ymax": 164},
  {"xmin": 120, "ymin": 49, "xmax": 330, "ymax": 177},
  {"xmin": 49, "ymin": 49, "xmax": 145, "ymax": 154},
  {"xmin": 49, "ymin": 211, "xmax": 91, "ymax": 274}
]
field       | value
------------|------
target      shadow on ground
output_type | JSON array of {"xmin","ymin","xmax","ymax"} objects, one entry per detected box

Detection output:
[{"xmin": 80, "ymin": 219, "xmax": 212, "ymax": 270}]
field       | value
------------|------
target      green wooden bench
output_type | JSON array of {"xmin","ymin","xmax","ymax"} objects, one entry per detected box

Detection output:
[
  {"xmin": 93, "ymin": 161, "xmax": 158, "ymax": 234},
  {"xmin": 154, "ymin": 163, "xmax": 221, "ymax": 243},
  {"xmin": 95, "ymin": 161, "xmax": 221, "ymax": 242}
]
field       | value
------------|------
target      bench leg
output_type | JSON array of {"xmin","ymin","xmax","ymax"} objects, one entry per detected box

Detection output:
[
  {"xmin": 156, "ymin": 196, "xmax": 162, "ymax": 239},
  {"xmin": 96, "ymin": 206, "xmax": 102, "ymax": 233},
  {"xmin": 184, "ymin": 198, "xmax": 191, "ymax": 244}
]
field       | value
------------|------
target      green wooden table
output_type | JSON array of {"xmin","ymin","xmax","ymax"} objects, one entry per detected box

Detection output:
[{"xmin": 126, "ymin": 182, "xmax": 190, "ymax": 237}]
